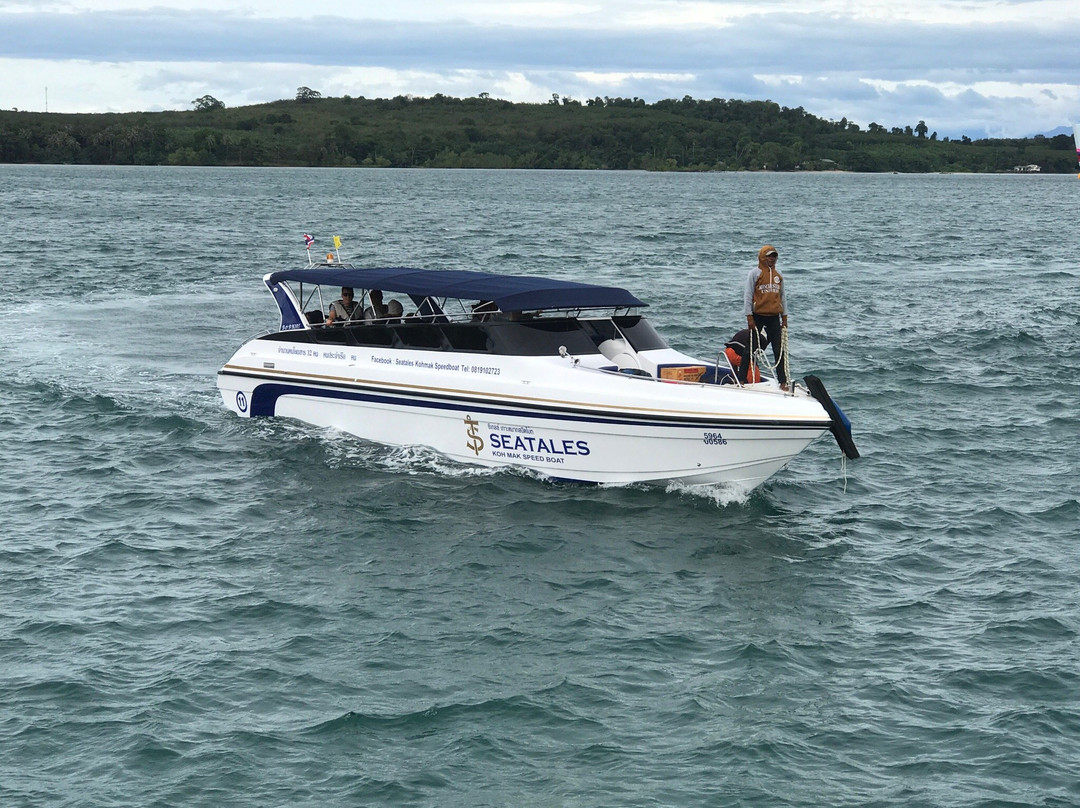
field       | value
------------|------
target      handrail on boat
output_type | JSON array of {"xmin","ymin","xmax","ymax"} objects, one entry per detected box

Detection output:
[{"xmin": 715, "ymin": 350, "xmax": 742, "ymax": 388}]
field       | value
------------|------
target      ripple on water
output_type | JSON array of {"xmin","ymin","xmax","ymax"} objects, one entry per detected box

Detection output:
[{"xmin": 1, "ymin": 168, "xmax": 1079, "ymax": 807}]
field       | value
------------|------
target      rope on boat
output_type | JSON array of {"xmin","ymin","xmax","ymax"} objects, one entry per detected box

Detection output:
[
  {"xmin": 780, "ymin": 325, "xmax": 790, "ymax": 392},
  {"xmin": 750, "ymin": 324, "xmax": 791, "ymax": 392}
]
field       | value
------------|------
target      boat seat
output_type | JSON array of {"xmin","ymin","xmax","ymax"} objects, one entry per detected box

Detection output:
[
  {"xmin": 598, "ymin": 338, "xmax": 659, "ymax": 377},
  {"xmin": 598, "ymin": 339, "xmax": 634, "ymax": 365}
]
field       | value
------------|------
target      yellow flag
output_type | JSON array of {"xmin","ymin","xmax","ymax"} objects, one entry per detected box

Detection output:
[{"xmin": 333, "ymin": 235, "xmax": 342, "ymax": 249}]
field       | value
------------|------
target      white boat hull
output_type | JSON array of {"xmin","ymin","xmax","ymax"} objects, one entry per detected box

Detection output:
[{"xmin": 218, "ymin": 341, "xmax": 832, "ymax": 490}]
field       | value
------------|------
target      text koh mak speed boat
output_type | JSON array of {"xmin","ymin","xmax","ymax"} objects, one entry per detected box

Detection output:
[{"xmin": 217, "ymin": 261, "xmax": 858, "ymax": 492}]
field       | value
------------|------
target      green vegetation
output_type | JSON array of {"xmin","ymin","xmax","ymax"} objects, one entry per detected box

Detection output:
[{"xmin": 2, "ymin": 92, "xmax": 1075, "ymax": 172}]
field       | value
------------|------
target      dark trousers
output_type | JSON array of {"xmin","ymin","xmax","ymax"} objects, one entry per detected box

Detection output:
[{"xmin": 750, "ymin": 313, "xmax": 787, "ymax": 385}]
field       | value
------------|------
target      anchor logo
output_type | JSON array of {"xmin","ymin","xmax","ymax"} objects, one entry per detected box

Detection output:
[{"xmin": 464, "ymin": 415, "xmax": 484, "ymax": 455}]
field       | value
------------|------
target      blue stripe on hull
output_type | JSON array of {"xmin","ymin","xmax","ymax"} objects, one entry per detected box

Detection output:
[{"xmin": 231, "ymin": 374, "xmax": 827, "ymax": 433}]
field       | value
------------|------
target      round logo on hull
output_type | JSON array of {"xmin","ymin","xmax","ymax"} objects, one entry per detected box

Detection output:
[{"xmin": 236, "ymin": 391, "xmax": 248, "ymax": 413}]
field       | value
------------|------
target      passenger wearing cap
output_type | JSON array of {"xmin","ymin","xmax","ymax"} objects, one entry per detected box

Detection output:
[{"xmin": 744, "ymin": 245, "xmax": 789, "ymax": 389}]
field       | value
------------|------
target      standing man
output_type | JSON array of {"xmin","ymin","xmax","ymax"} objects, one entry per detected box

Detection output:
[{"xmin": 744, "ymin": 245, "xmax": 789, "ymax": 390}]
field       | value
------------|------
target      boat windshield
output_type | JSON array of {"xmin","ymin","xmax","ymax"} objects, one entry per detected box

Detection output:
[{"xmin": 261, "ymin": 314, "xmax": 669, "ymax": 357}]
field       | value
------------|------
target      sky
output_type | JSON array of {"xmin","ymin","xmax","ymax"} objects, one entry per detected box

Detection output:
[{"xmin": 2, "ymin": 0, "xmax": 1078, "ymax": 138}]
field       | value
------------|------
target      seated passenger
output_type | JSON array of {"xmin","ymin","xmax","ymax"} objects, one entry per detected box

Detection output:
[
  {"xmin": 326, "ymin": 287, "xmax": 359, "ymax": 325},
  {"xmin": 385, "ymin": 298, "xmax": 403, "ymax": 324},
  {"xmin": 364, "ymin": 289, "xmax": 390, "ymax": 323}
]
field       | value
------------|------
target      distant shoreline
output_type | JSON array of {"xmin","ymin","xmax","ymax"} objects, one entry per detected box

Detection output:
[
  {"xmin": 2, "ymin": 95, "xmax": 1075, "ymax": 173},
  {"xmin": 0, "ymin": 163, "xmax": 1067, "ymax": 176}
]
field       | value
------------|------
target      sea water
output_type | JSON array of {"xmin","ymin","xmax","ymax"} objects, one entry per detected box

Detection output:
[{"xmin": 1, "ymin": 166, "xmax": 1078, "ymax": 807}]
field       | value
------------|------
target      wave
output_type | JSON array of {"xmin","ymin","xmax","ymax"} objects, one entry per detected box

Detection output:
[{"xmin": 307, "ymin": 678, "xmax": 605, "ymax": 738}]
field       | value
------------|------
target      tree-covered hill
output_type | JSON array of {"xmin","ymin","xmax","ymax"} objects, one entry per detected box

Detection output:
[{"xmin": 1, "ymin": 92, "xmax": 1075, "ymax": 173}]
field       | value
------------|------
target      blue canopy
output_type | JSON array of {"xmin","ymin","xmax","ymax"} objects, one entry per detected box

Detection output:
[{"xmin": 266, "ymin": 266, "xmax": 647, "ymax": 311}]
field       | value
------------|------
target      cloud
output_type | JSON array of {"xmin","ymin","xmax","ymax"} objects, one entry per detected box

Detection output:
[
  {"xmin": 0, "ymin": 4, "xmax": 1077, "ymax": 136},
  {"xmin": 2, "ymin": 8, "xmax": 1076, "ymax": 77}
]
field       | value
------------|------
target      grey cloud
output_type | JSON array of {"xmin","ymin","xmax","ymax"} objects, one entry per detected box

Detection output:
[
  {"xmin": 3, "ymin": 8, "xmax": 1074, "ymax": 135},
  {"xmin": 2, "ymin": 9, "xmax": 1077, "ymax": 80}
]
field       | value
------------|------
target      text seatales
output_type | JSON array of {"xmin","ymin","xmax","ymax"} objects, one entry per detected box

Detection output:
[{"xmin": 489, "ymin": 433, "xmax": 590, "ymax": 456}]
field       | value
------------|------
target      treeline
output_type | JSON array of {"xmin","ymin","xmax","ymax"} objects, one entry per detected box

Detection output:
[{"xmin": 1, "ymin": 93, "xmax": 1075, "ymax": 173}]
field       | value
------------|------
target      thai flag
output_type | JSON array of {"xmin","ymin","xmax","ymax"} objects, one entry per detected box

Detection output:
[{"xmin": 303, "ymin": 233, "xmax": 314, "ymax": 249}]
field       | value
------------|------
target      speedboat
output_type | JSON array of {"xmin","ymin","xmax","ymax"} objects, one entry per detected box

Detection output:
[{"xmin": 217, "ymin": 262, "xmax": 858, "ymax": 492}]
